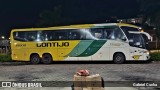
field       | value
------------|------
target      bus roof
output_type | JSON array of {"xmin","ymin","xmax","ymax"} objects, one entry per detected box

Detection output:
[
  {"xmin": 11, "ymin": 23, "xmax": 140, "ymax": 31},
  {"xmin": 117, "ymin": 23, "xmax": 140, "ymax": 28}
]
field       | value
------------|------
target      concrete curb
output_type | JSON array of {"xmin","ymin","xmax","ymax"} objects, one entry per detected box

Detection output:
[
  {"xmin": 0, "ymin": 61, "xmax": 160, "ymax": 65},
  {"xmin": 0, "ymin": 62, "xmax": 30, "ymax": 65},
  {"xmin": 150, "ymin": 50, "xmax": 160, "ymax": 53}
]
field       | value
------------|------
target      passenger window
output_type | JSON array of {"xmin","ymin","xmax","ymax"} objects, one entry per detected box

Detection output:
[
  {"xmin": 91, "ymin": 29, "xmax": 103, "ymax": 39},
  {"xmin": 85, "ymin": 28, "xmax": 103, "ymax": 40},
  {"xmin": 78, "ymin": 29, "xmax": 86, "ymax": 40},
  {"xmin": 37, "ymin": 31, "xmax": 50, "ymax": 41},
  {"xmin": 13, "ymin": 32, "xmax": 27, "ymax": 41},
  {"xmin": 13, "ymin": 31, "xmax": 37, "ymax": 42},
  {"xmin": 26, "ymin": 32, "xmax": 37, "ymax": 41},
  {"xmin": 68, "ymin": 30, "xmax": 81, "ymax": 40},
  {"xmin": 108, "ymin": 27, "xmax": 125, "ymax": 41},
  {"xmin": 103, "ymin": 29, "xmax": 112, "ymax": 39},
  {"xmin": 55, "ymin": 31, "xmax": 68, "ymax": 40},
  {"xmin": 45, "ymin": 31, "xmax": 55, "ymax": 41}
]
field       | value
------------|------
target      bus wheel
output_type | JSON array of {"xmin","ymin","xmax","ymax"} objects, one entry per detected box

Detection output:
[
  {"xmin": 113, "ymin": 53, "xmax": 125, "ymax": 64},
  {"xmin": 30, "ymin": 54, "xmax": 41, "ymax": 64},
  {"xmin": 42, "ymin": 54, "xmax": 53, "ymax": 64}
]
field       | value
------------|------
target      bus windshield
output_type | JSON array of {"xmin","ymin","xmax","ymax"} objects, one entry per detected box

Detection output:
[
  {"xmin": 120, "ymin": 26, "xmax": 150, "ymax": 49},
  {"xmin": 127, "ymin": 33, "xmax": 146, "ymax": 49}
]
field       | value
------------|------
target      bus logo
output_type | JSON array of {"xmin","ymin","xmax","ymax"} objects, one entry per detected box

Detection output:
[{"xmin": 37, "ymin": 42, "xmax": 69, "ymax": 47}]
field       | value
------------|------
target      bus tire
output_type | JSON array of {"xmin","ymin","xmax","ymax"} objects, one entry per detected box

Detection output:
[
  {"xmin": 42, "ymin": 54, "xmax": 53, "ymax": 64},
  {"xmin": 113, "ymin": 53, "xmax": 125, "ymax": 64},
  {"xmin": 30, "ymin": 54, "xmax": 41, "ymax": 64}
]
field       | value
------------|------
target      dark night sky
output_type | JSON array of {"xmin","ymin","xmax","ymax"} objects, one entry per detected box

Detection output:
[{"xmin": 0, "ymin": 0, "xmax": 139, "ymax": 38}]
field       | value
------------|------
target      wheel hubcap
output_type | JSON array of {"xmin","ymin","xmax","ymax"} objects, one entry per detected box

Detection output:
[
  {"xmin": 33, "ymin": 57, "xmax": 39, "ymax": 62},
  {"xmin": 116, "ymin": 56, "xmax": 122, "ymax": 62},
  {"xmin": 43, "ymin": 56, "xmax": 51, "ymax": 63}
]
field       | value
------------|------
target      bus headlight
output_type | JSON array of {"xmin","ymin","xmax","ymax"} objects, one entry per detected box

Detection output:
[{"xmin": 144, "ymin": 51, "xmax": 149, "ymax": 54}]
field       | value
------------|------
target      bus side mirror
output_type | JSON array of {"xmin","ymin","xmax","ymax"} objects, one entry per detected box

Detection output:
[
  {"xmin": 135, "ymin": 42, "xmax": 140, "ymax": 46},
  {"xmin": 122, "ymin": 38, "xmax": 127, "ymax": 41},
  {"xmin": 133, "ymin": 42, "xmax": 141, "ymax": 47},
  {"xmin": 121, "ymin": 36, "xmax": 127, "ymax": 41},
  {"xmin": 129, "ymin": 39, "xmax": 133, "ymax": 42}
]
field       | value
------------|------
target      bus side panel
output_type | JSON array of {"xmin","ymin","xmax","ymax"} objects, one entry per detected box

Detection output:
[
  {"xmin": 11, "ymin": 42, "xmax": 30, "ymax": 61},
  {"xmin": 129, "ymin": 47, "xmax": 146, "ymax": 60},
  {"xmin": 39, "ymin": 41, "xmax": 80, "ymax": 61},
  {"xmin": 91, "ymin": 41, "xmax": 110, "ymax": 60},
  {"xmin": 109, "ymin": 40, "xmax": 130, "ymax": 60},
  {"xmin": 40, "ymin": 47, "xmax": 58, "ymax": 60},
  {"xmin": 12, "ymin": 49, "xmax": 30, "ymax": 61}
]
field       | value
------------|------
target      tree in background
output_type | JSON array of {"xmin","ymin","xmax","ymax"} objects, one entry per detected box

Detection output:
[
  {"xmin": 137, "ymin": 0, "xmax": 160, "ymax": 38},
  {"xmin": 37, "ymin": 5, "xmax": 63, "ymax": 27}
]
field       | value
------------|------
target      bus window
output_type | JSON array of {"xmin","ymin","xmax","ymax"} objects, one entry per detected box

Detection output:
[
  {"xmin": 68, "ymin": 30, "xmax": 81, "ymax": 40},
  {"xmin": 13, "ymin": 31, "xmax": 37, "ymax": 41},
  {"xmin": 25, "ymin": 31, "xmax": 37, "ymax": 41},
  {"xmin": 85, "ymin": 28, "xmax": 103, "ymax": 40},
  {"xmin": 79, "ymin": 29, "xmax": 86, "ymax": 40},
  {"xmin": 37, "ymin": 31, "xmax": 49, "ymax": 41},
  {"xmin": 91, "ymin": 29, "xmax": 103, "ymax": 39},
  {"xmin": 46, "ymin": 31, "xmax": 55, "ymax": 41},
  {"xmin": 121, "ymin": 26, "xmax": 139, "ymax": 32},
  {"xmin": 103, "ymin": 29, "xmax": 113, "ymax": 39},
  {"xmin": 55, "ymin": 31, "xmax": 68, "ymax": 40},
  {"xmin": 108, "ymin": 27, "xmax": 125, "ymax": 41},
  {"xmin": 13, "ymin": 32, "xmax": 27, "ymax": 41}
]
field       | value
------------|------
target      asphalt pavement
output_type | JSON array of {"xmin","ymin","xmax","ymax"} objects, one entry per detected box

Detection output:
[{"xmin": 0, "ymin": 61, "xmax": 159, "ymax": 90}]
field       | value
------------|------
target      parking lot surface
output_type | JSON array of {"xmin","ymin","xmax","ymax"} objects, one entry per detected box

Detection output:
[{"xmin": 0, "ymin": 61, "xmax": 159, "ymax": 90}]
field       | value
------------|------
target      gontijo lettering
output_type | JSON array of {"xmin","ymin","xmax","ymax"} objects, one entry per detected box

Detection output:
[{"xmin": 37, "ymin": 42, "xmax": 69, "ymax": 47}]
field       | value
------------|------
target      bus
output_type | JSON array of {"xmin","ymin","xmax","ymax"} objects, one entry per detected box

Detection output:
[{"xmin": 10, "ymin": 23, "xmax": 152, "ymax": 64}]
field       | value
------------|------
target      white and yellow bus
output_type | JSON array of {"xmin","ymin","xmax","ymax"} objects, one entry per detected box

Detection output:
[{"xmin": 10, "ymin": 23, "xmax": 152, "ymax": 64}]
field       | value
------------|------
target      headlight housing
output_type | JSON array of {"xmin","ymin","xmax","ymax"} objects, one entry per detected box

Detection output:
[{"xmin": 144, "ymin": 51, "xmax": 149, "ymax": 54}]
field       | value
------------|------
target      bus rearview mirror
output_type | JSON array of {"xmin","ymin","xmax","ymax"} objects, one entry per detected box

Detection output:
[
  {"xmin": 122, "ymin": 38, "xmax": 127, "ymax": 41},
  {"xmin": 129, "ymin": 39, "xmax": 133, "ymax": 42},
  {"xmin": 135, "ymin": 42, "xmax": 140, "ymax": 46}
]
